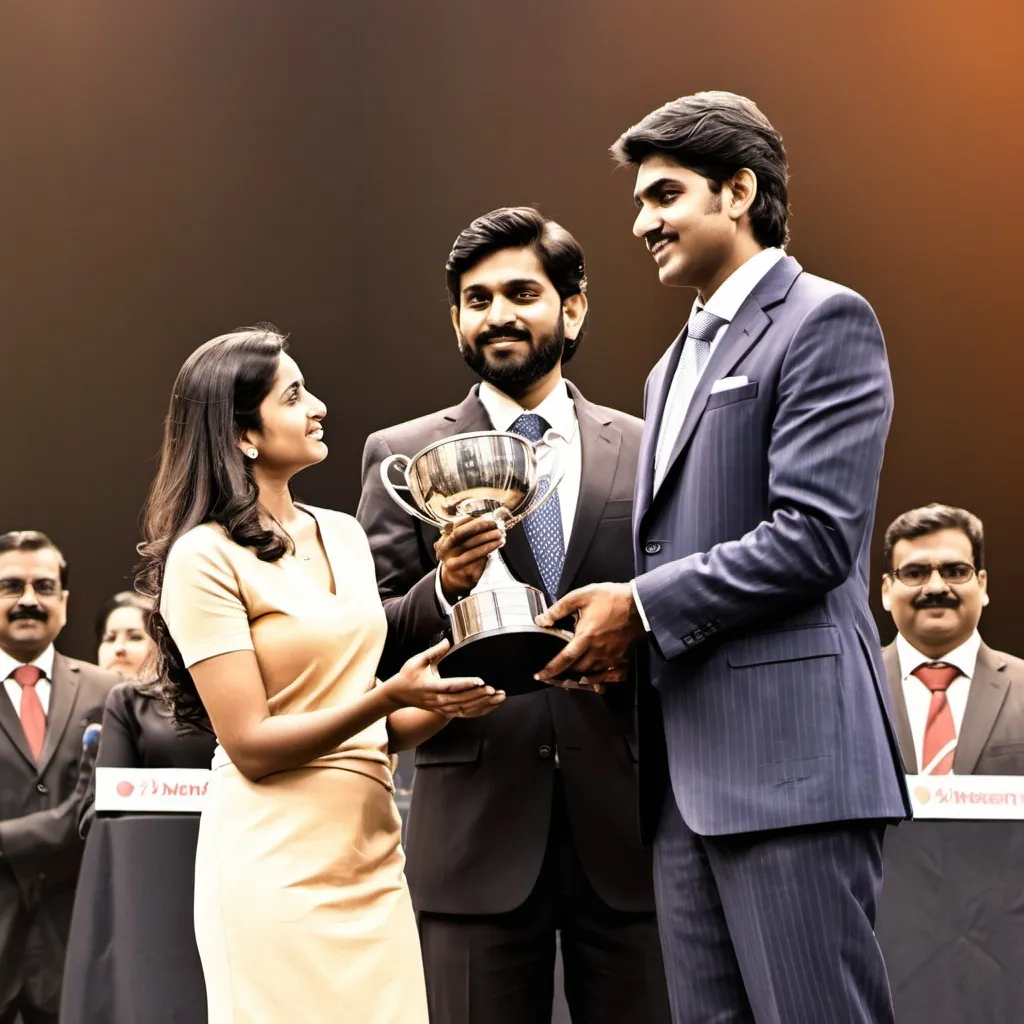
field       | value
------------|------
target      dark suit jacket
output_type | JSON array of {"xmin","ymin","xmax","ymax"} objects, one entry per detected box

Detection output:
[
  {"xmin": 0, "ymin": 654, "xmax": 117, "ymax": 1013},
  {"xmin": 883, "ymin": 641, "xmax": 1024, "ymax": 775},
  {"xmin": 357, "ymin": 381, "xmax": 653, "ymax": 915},
  {"xmin": 633, "ymin": 257, "xmax": 911, "ymax": 843}
]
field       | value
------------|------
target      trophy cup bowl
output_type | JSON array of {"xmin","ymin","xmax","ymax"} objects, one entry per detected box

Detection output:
[{"xmin": 380, "ymin": 430, "xmax": 573, "ymax": 696}]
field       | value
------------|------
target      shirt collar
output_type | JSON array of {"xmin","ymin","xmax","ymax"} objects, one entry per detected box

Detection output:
[
  {"xmin": 0, "ymin": 644, "xmax": 56, "ymax": 683},
  {"xmin": 477, "ymin": 380, "xmax": 577, "ymax": 439},
  {"xmin": 895, "ymin": 630, "xmax": 982, "ymax": 683},
  {"xmin": 691, "ymin": 247, "xmax": 787, "ymax": 326}
]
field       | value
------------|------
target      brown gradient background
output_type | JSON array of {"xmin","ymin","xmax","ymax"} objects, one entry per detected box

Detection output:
[{"xmin": 2, "ymin": 1, "xmax": 1021, "ymax": 661}]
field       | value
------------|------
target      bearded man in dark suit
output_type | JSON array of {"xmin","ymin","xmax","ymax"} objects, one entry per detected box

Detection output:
[{"xmin": 357, "ymin": 207, "xmax": 669, "ymax": 1024}]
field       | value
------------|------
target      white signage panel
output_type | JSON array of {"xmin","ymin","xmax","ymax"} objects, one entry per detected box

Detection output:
[
  {"xmin": 95, "ymin": 767, "xmax": 211, "ymax": 813},
  {"xmin": 905, "ymin": 774, "xmax": 1024, "ymax": 820}
]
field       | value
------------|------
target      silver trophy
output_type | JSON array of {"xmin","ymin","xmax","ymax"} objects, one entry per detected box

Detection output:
[{"xmin": 380, "ymin": 429, "xmax": 572, "ymax": 696}]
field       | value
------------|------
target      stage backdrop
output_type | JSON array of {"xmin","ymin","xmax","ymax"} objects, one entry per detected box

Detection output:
[{"xmin": 2, "ymin": 0, "xmax": 1022, "ymax": 661}]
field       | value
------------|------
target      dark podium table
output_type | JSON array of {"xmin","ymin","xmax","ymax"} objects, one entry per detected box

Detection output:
[
  {"xmin": 876, "ymin": 819, "xmax": 1024, "ymax": 1024},
  {"xmin": 60, "ymin": 814, "xmax": 207, "ymax": 1024},
  {"xmin": 59, "ymin": 811, "xmax": 1024, "ymax": 1024}
]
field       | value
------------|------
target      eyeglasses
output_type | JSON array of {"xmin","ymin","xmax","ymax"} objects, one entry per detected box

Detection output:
[
  {"xmin": 0, "ymin": 577, "xmax": 62, "ymax": 599},
  {"xmin": 888, "ymin": 562, "xmax": 977, "ymax": 587}
]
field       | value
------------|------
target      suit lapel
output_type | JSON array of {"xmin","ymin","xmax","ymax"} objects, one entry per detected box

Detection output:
[
  {"xmin": 635, "ymin": 339, "xmax": 683, "ymax": 525},
  {"xmin": 449, "ymin": 386, "xmax": 544, "ymax": 592},
  {"xmin": 0, "ymin": 680, "xmax": 36, "ymax": 769},
  {"xmin": 883, "ymin": 644, "xmax": 918, "ymax": 773},
  {"xmin": 448, "ymin": 386, "xmax": 492, "ymax": 435},
  {"xmin": 653, "ymin": 305, "xmax": 771, "ymax": 500},
  {"xmin": 38, "ymin": 654, "xmax": 80, "ymax": 776},
  {"xmin": 955, "ymin": 644, "xmax": 1009, "ymax": 775},
  {"xmin": 648, "ymin": 256, "xmax": 805, "ymax": 504},
  {"xmin": 558, "ymin": 383, "xmax": 620, "ymax": 594}
]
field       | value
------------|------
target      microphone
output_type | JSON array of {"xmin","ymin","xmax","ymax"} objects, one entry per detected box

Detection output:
[{"xmin": 82, "ymin": 723, "xmax": 102, "ymax": 750}]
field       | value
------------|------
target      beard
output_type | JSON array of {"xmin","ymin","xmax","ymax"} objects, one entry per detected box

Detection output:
[{"xmin": 459, "ymin": 313, "xmax": 565, "ymax": 388}]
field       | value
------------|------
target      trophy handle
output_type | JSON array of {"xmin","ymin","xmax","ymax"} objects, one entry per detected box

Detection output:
[
  {"xmin": 508, "ymin": 429, "xmax": 569, "ymax": 528},
  {"xmin": 379, "ymin": 454, "xmax": 441, "ymax": 527}
]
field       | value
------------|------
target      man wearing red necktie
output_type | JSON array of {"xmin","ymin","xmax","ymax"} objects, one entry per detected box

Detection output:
[
  {"xmin": 0, "ymin": 531, "xmax": 117, "ymax": 1024},
  {"xmin": 881, "ymin": 504, "xmax": 1024, "ymax": 776}
]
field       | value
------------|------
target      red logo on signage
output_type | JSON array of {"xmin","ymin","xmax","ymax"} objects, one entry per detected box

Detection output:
[{"xmin": 116, "ymin": 780, "xmax": 135, "ymax": 797}]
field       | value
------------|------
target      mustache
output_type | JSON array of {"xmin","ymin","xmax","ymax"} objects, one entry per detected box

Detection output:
[
  {"xmin": 645, "ymin": 229, "xmax": 678, "ymax": 251},
  {"xmin": 8, "ymin": 607, "xmax": 48, "ymax": 623},
  {"xmin": 912, "ymin": 593, "xmax": 960, "ymax": 611},
  {"xmin": 476, "ymin": 327, "xmax": 532, "ymax": 346}
]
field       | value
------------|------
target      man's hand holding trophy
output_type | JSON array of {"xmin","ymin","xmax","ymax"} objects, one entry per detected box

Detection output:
[{"xmin": 381, "ymin": 426, "xmax": 597, "ymax": 696}]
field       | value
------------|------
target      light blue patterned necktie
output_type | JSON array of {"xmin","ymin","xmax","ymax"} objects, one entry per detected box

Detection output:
[
  {"xmin": 508, "ymin": 413, "xmax": 565, "ymax": 599},
  {"xmin": 654, "ymin": 307, "xmax": 730, "ymax": 487}
]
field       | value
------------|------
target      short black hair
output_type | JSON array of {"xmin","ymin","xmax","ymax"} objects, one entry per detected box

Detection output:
[
  {"xmin": 0, "ymin": 530, "xmax": 69, "ymax": 587},
  {"xmin": 611, "ymin": 90, "xmax": 790, "ymax": 249},
  {"xmin": 445, "ymin": 206, "xmax": 588, "ymax": 361},
  {"xmin": 883, "ymin": 504, "xmax": 985, "ymax": 571}
]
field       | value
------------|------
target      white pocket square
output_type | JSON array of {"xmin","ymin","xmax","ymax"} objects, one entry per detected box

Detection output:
[{"xmin": 710, "ymin": 375, "xmax": 750, "ymax": 394}]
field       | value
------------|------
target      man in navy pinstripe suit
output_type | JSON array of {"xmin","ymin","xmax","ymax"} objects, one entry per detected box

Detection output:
[{"xmin": 537, "ymin": 92, "xmax": 912, "ymax": 1023}]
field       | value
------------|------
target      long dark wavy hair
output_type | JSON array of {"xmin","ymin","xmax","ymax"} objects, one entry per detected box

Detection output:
[{"xmin": 137, "ymin": 325, "xmax": 289, "ymax": 728}]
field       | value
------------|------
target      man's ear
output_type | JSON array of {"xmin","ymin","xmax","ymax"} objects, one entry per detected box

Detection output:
[
  {"xmin": 979, "ymin": 569, "xmax": 990, "ymax": 607},
  {"xmin": 450, "ymin": 305, "xmax": 462, "ymax": 345},
  {"xmin": 881, "ymin": 574, "xmax": 893, "ymax": 612},
  {"xmin": 726, "ymin": 167, "xmax": 758, "ymax": 223},
  {"xmin": 563, "ymin": 293, "xmax": 588, "ymax": 340}
]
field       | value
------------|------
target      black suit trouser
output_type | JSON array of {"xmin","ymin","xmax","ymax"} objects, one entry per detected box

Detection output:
[
  {"xmin": 0, "ymin": 868, "xmax": 59, "ymax": 1024},
  {"xmin": 418, "ymin": 769, "xmax": 670, "ymax": 1024},
  {"xmin": 0, "ymin": 1003, "xmax": 58, "ymax": 1024}
]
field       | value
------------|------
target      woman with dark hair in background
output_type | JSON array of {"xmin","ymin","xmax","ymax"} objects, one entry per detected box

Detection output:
[
  {"xmin": 78, "ymin": 591, "xmax": 217, "ymax": 836},
  {"xmin": 95, "ymin": 590, "xmax": 158, "ymax": 680},
  {"xmin": 63, "ymin": 591, "xmax": 218, "ymax": 1023},
  {"xmin": 137, "ymin": 325, "xmax": 505, "ymax": 1024}
]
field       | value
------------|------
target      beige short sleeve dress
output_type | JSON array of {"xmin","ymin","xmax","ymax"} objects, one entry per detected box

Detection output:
[{"xmin": 161, "ymin": 506, "xmax": 428, "ymax": 1024}]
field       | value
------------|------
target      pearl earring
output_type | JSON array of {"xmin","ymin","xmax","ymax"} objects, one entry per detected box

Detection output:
[{"xmin": 245, "ymin": 447, "xmax": 258, "ymax": 460}]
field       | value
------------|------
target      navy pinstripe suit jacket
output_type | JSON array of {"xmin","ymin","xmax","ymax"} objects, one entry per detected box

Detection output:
[{"xmin": 633, "ymin": 256, "xmax": 912, "ymax": 840}]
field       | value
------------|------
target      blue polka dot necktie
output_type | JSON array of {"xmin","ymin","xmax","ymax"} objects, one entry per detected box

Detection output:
[{"xmin": 509, "ymin": 413, "xmax": 565, "ymax": 599}]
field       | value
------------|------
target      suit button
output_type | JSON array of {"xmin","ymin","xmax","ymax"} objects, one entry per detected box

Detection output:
[
  {"xmin": 644, "ymin": 542, "xmax": 661, "ymax": 555},
  {"xmin": 36, "ymin": 783, "xmax": 48, "ymax": 794},
  {"xmin": 538, "ymin": 744, "xmax": 553, "ymax": 760}
]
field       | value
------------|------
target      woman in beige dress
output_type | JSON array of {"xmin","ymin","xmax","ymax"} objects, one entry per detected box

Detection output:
[{"xmin": 137, "ymin": 325, "xmax": 507, "ymax": 1024}]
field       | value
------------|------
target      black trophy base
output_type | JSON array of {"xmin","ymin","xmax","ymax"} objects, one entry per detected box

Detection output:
[{"xmin": 438, "ymin": 625, "xmax": 572, "ymax": 696}]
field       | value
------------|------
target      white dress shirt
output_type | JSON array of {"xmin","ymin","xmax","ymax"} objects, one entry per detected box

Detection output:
[
  {"xmin": 1, "ymin": 644, "xmax": 55, "ymax": 716},
  {"xmin": 436, "ymin": 379, "xmax": 582, "ymax": 610},
  {"xmin": 896, "ymin": 630, "xmax": 980, "ymax": 774},
  {"xmin": 634, "ymin": 247, "xmax": 787, "ymax": 630}
]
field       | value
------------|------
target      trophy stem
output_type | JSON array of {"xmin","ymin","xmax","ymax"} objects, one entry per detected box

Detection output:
[{"xmin": 473, "ymin": 549, "xmax": 520, "ymax": 594}]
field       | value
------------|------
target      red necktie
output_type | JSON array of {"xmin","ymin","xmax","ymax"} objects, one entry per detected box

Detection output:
[
  {"xmin": 12, "ymin": 664, "xmax": 47, "ymax": 763},
  {"xmin": 913, "ymin": 662, "xmax": 959, "ymax": 775}
]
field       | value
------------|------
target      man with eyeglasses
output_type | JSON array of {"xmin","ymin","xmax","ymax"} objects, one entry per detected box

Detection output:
[
  {"xmin": 881, "ymin": 504, "xmax": 1024, "ymax": 776},
  {"xmin": 0, "ymin": 530, "xmax": 117, "ymax": 1024}
]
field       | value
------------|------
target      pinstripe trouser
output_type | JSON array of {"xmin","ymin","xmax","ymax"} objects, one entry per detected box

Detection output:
[{"xmin": 653, "ymin": 794, "xmax": 896, "ymax": 1024}]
